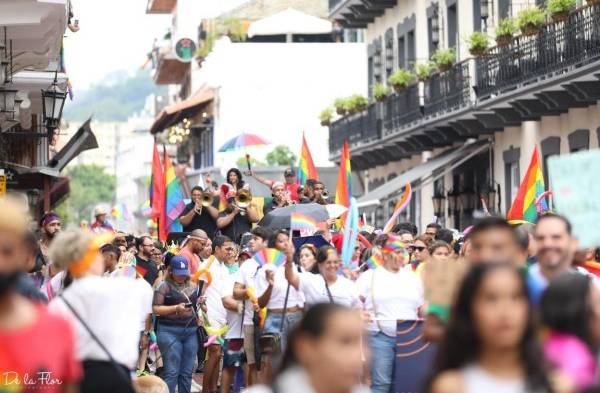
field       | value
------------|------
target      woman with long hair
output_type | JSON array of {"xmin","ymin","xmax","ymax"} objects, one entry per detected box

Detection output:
[
  {"xmin": 426, "ymin": 263, "xmax": 554, "ymax": 393},
  {"xmin": 356, "ymin": 234, "xmax": 423, "ymax": 393},
  {"xmin": 48, "ymin": 229, "xmax": 153, "ymax": 393},
  {"xmin": 285, "ymin": 245, "xmax": 359, "ymax": 308},
  {"xmin": 245, "ymin": 303, "xmax": 369, "ymax": 393},
  {"xmin": 298, "ymin": 244, "xmax": 318, "ymax": 273},
  {"xmin": 226, "ymin": 168, "xmax": 246, "ymax": 192},
  {"xmin": 152, "ymin": 255, "xmax": 200, "ymax": 393},
  {"xmin": 541, "ymin": 272, "xmax": 600, "ymax": 391}
]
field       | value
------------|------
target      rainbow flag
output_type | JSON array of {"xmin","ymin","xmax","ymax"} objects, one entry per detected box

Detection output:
[
  {"xmin": 335, "ymin": 140, "xmax": 352, "ymax": 227},
  {"xmin": 297, "ymin": 132, "xmax": 318, "ymax": 185},
  {"xmin": 366, "ymin": 252, "xmax": 384, "ymax": 269},
  {"xmin": 507, "ymin": 146, "xmax": 548, "ymax": 223},
  {"xmin": 290, "ymin": 212, "xmax": 317, "ymax": 232},
  {"xmin": 164, "ymin": 151, "xmax": 185, "ymax": 234}
]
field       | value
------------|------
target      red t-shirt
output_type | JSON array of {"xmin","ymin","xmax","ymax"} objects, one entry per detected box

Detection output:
[
  {"xmin": 179, "ymin": 248, "xmax": 201, "ymax": 275},
  {"xmin": 0, "ymin": 305, "xmax": 81, "ymax": 392},
  {"xmin": 285, "ymin": 182, "xmax": 300, "ymax": 202}
]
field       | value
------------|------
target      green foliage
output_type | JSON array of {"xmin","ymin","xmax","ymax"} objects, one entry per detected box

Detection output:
[
  {"xmin": 432, "ymin": 48, "xmax": 456, "ymax": 68},
  {"xmin": 415, "ymin": 62, "xmax": 433, "ymax": 81},
  {"xmin": 197, "ymin": 32, "xmax": 216, "ymax": 58},
  {"xmin": 55, "ymin": 164, "xmax": 116, "ymax": 224},
  {"xmin": 348, "ymin": 94, "xmax": 368, "ymax": 112},
  {"xmin": 388, "ymin": 69, "xmax": 415, "ymax": 87},
  {"xmin": 334, "ymin": 97, "xmax": 351, "ymax": 114},
  {"xmin": 496, "ymin": 18, "xmax": 519, "ymax": 37},
  {"xmin": 266, "ymin": 145, "xmax": 298, "ymax": 166},
  {"xmin": 546, "ymin": 0, "xmax": 576, "ymax": 14},
  {"xmin": 467, "ymin": 31, "xmax": 489, "ymax": 54},
  {"xmin": 319, "ymin": 107, "xmax": 333, "ymax": 122},
  {"xmin": 373, "ymin": 83, "xmax": 391, "ymax": 100},
  {"xmin": 216, "ymin": 17, "xmax": 246, "ymax": 42},
  {"xmin": 236, "ymin": 155, "xmax": 265, "ymax": 168},
  {"xmin": 63, "ymin": 70, "xmax": 165, "ymax": 122},
  {"xmin": 517, "ymin": 7, "xmax": 547, "ymax": 29}
]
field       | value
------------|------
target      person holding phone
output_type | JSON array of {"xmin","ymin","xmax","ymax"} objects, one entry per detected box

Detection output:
[{"xmin": 153, "ymin": 256, "xmax": 200, "ymax": 393}]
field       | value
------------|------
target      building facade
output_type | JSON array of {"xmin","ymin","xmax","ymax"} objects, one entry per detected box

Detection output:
[{"xmin": 329, "ymin": 0, "xmax": 600, "ymax": 231}]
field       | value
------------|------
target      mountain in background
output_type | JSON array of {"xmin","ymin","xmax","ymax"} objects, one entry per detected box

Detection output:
[{"xmin": 63, "ymin": 70, "xmax": 166, "ymax": 122}]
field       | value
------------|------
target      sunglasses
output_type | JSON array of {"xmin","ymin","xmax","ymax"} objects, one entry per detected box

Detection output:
[{"xmin": 410, "ymin": 246, "xmax": 426, "ymax": 252}]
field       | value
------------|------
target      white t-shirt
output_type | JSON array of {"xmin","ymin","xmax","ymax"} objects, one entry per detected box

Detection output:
[
  {"xmin": 255, "ymin": 264, "xmax": 304, "ymax": 310},
  {"xmin": 201, "ymin": 257, "xmax": 229, "ymax": 325},
  {"xmin": 299, "ymin": 272, "xmax": 359, "ymax": 308},
  {"xmin": 234, "ymin": 258, "xmax": 260, "ymax": 326},
  {"xmin": 356, "ymin": 267, "xmax": 423, "ymax": 337},
  {"xmin": 223, "ymin": 275, "xmax": 244, "ymax": 339},
  {"xmin": 49, "ymin": 275, "xmax": 153, "ymax": 369}
]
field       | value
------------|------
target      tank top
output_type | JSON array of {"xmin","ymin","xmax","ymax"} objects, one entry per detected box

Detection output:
[{"xmin": 462, "ymin": 364, "xmax": 543, "ymax": 393}]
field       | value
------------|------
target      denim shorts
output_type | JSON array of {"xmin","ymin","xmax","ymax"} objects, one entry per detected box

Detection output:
[{"xmin": 223, "ymin": 339, "xmax": 245, "ymax": 368}]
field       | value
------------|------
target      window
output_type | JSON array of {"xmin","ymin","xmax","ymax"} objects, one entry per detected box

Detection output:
[
  {"xmin": 503, "ymin": 147, "xmax": 520, "ymax": 212},
  {"xmin": 541, "ymin": 136, "xmax": 560, "ymax": 191},
  {"xmin": 385, "ymin": 29, "xmax": 394, "ymax": 78},
  {"xmin": 447, "ymin": 4, "xmax": 458, "ymax": 48},
  {"xmin": 510, "ymin": 163, "xmax": 519, "ymax": 203},
  {"xmin": 473, "ymin": 0, "xmax": 482, "ymax": 31},
  {"xmin": 407, "ymin": 30, "xmax": 416, "ymax": 68},
  {"xmin": 427, "ymin": 17, "xmax": 438, "ymax": 57},
  {"xmin": 498, "ymin": 0, "xmax": 510, "ymax": 19},
  {"xmin": 398, "ymin": 36, "xmax": 406, "ymax": 69}
]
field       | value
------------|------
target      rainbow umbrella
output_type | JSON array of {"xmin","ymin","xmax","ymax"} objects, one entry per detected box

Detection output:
[{"xmin": 218, "ymin": 133, "xmax": 270, "ymax": 152}]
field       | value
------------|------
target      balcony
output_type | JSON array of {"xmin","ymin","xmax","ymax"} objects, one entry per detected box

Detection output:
[
  {"xmin": 329, "ymin": 4, "xmax": 600, "ymax": 164},
  {"xmin": 477, "ymin": 4, "xmax": 600, "ymax": 100},
  {"xmin": 330, "ymin": 0, "xmax": 397, "ymax": 28}
]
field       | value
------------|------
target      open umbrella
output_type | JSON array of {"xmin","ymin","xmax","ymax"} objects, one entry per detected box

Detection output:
[
  {"xmin": 258, "ymin": 203, "xmax": 329, "ymax": 230},
  {"xmin": 325, "ymin": 203, "xmax": 348, "ymax": 219},
  {"xmin": 218, "ymin": 133, "xmax": 270, "ymax": 152}
]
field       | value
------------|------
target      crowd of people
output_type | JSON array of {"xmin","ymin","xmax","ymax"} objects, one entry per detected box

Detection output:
[{"xmin": 2, "ymin": 166, "xmax": 600, "ymax": 393}]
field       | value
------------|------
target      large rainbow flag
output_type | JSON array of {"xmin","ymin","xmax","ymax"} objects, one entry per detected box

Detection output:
[
  {"xmin": 335, "ymin": 140, "xmax": 352, "ymax": 227},
  {"xmin": 297, "ymin": 132, "xmax": 318, "ymax": 185},
  {"xmin": 163, "ymin": 150, "xmax": 186, "ymax": 235},
  {"xmin": 507, "ymin": 146, "xmax": 548, "ymax": 223}
]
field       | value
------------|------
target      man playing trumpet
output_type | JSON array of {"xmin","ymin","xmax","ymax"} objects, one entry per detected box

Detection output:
[
  {"xmin": 263, "ymin": 181, "xmax": 294, "ymax": 215},
  {"xmin": 217, "ymin": 185, "xmax": 260, "ymax": 244},
  {"xmin": 179, "ymin": 186, "xmax": 219, "ymax": 239}
]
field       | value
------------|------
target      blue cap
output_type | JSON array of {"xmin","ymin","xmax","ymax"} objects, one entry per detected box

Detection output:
[{"xmin": 171, "ymin": 255, "xmax": 190, "ymax": 276}]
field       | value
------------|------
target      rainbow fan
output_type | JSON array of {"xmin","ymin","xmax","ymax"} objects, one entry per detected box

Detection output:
[
  {"xmin": 254, "ymin": 248, "xmax": 287, "ymax": 268},
  {"xmin": 366, "ymin": 252, "xmax": 384, "ymax": 270}
]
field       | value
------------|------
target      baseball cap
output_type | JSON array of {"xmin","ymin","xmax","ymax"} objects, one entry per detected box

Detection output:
[
  {"xmin": 171, "ymin": 255, "xmax": 190, "ymax": 276},
  {"xmin": 94, "ymin": 206, "xmax": 107, "ymax": 216},
  {"xmin": 284, "ymin": 168, "xmax": 295, "ymax": 177}
]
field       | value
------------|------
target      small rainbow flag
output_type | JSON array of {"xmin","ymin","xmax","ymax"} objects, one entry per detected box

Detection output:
[
  {"xmin": 507, "ymin": 146, "xmax": 548, "ymax": 224},
  {"xmin": 335, "ymin": 140, "xmax": 352, "ymax": 227},
  {"xmin": 164, "ymin": 150, "xmax": 185, "ymax": 233},
  {"xmin": 381, "ymin": 234, "xmax": 406, "ymax": 253},
  {"xmin": 297, "ymin": 132, "xmax": 318, "ymax": 186},
  {"xmin": 290, "ymin": 212, "xmax": 317, "ymax": 232},
  {"xmin": 366, "ymin": 252, "xmax": 384, "ymax": 269},
  {"xmin": 254, "ymin": 248, "xmax": 287, "ymax": 268}
]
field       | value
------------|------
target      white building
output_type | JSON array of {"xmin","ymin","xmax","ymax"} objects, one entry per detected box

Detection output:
[{"xmin": 328, "ymin": 0, "xmax": 600, "ymax": 231}]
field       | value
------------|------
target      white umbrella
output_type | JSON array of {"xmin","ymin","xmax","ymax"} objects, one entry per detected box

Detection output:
[
  {"xmin": 247, "ymin": 8, "xmax": 332, "ymax": 38},
  {"xmin": 326, "ymin": 204, "xmax": 348, "ymax": 219}
]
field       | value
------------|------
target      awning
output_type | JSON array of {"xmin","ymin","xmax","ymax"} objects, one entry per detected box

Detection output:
[
  {"xmin": 358, "ymin": 140, "xmax": 491, "ymax": 204},
  {"xmin": 150, "ymin": 87, "xmax": 214, "ymax": 134},
  {"xmin": 49, "ymin": 118, "xmax": 98, "ymax": 172},
  {"xmin": 247, "ymin": 8, "xmax": 332, "ymax": 37},
  {"xmin": 154, "ymin": 55, "xmax": 190, "ymax": 85}
]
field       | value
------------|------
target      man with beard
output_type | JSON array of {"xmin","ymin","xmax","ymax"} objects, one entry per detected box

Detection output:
[
  {"xmin": 39, "ymin": 212, "xmax": 61, "ymax": 259},
  {"xmin": 0, "ymin": 197, "xmax": 81, "ymax": 392},
  {"xmin": 136, "ymin": 235, "xmax": 159, "ymax": 286},
  {"xmin": 178, "ymin": 229, "xmax": 208, "ymax": 275}
]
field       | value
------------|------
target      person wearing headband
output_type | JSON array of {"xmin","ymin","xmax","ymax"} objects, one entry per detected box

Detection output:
[
  {"xmin": 263, "ymin": 181, "xmax": 292, "ymax": 216},
  {"xmin": 48, "ymin": 229, "xmax": 153, "ymax": 393},
  {"xmin": 356, "ymin": 234, "xmax": 424, "ymax": 393},
  {"xmin": 178, "ymin": 229, "xmax": 208, "ymax": 275},
  {"xmin": 39, "ymin": 211, "xmax": 61, "ymax": 259}
]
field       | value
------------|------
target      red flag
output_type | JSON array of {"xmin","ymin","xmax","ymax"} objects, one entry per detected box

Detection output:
[
  {"xmin": 335, "ymin": 140, "xmax": 352, "ymax": 227},
  {"xmin": 150, "ymin": 144, "xmax": 166, "ymax": 241}
]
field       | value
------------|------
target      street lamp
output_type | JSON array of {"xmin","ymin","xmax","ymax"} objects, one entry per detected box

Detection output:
[
  {"xmin": 447, "ymin": 189, "xmax": 459, "ymax": 215},
  {"xmin": 459, "ymin": 187, "xmax": 477, "ymax": 212},
  {"xmin": 0, "ymin": 85, "xmax": 17, "ymax": 113},
  {"xmin": 432, "ymin": 191, "xmax": 446, "ymax": 217},
  {"xmin": 41, "ymin": 75, "xmax": 67, "ymax": 137}
]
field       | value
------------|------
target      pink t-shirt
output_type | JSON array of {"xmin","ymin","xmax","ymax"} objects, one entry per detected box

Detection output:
[
  {"xmin": 178, "ymin": 249, "xmax": 201, "ymax": 275},
  {"xmin": 544, "ymin": 331, "xmax": 597, "ymax": 390}
]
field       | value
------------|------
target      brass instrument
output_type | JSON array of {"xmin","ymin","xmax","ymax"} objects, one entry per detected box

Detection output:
[
  {"xmin": 322, "ymin": 189, "xmax": 329, "ymax": 200},
  {"xmin": 201, "ymin": 192, "xmax": 213, "ymax": 207},
  {"xmin": 235, "ymin": 189, "xmax": 252, "ymax": 215}
]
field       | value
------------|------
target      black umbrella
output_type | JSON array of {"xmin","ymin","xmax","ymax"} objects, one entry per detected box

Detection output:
[{"xmin": 258, "ymin": 203, "xmax": 329, "ymax": 230}]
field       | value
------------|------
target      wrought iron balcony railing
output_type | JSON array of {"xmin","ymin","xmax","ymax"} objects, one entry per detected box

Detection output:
[
  {"xmin": 329, "ymin": 103, "xmax": 380, "ymax": 153},
  {"xmin": 424, "ymin": 60, "xmax": 471, "ymax": 117},
  {"xmin": 476, "ymin": 4, "xmax": 600, "ymax": 99},
  {"xmin": 383, "ymin": 84, "xmax": 422, "ymax": 136}
]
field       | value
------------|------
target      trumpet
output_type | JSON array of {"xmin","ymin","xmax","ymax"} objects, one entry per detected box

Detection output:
[
  {"xmin": 234, "ymin": 189, "xmax": 252, "ymax": 215},
  {"xmin": 322, "ymin": 189, "xmax": 329, "ymax": 200},
  {"xmin": 200, "ymin": 192, "xmax": 213, "ymax": 207}
]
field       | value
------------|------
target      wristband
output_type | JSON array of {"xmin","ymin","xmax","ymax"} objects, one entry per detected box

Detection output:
[{"xmin": 427, "ymin": 303, "xmax": 450, "ymax": 323}]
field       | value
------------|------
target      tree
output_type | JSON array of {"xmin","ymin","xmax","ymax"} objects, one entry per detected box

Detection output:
[
  {"xmin": 236, "ymin": 155, "xmax": 265, "ymax": 169},
  {"xmin": 266, "ymin": 145, "xmax": 297, "ymax": 166},
  {"xmin": 55, "ymin": 164, "xmax": 116, "ymax": 225}
]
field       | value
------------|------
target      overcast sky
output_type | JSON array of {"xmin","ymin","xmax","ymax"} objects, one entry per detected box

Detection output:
[{"xmin": 63, "ymin": 0, "xmax": 170, "ymax": 90}]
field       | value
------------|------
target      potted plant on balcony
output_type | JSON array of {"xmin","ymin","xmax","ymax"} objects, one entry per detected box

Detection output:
[
  {"xmin": 319, "ymin": 108, "xmax": 333, "ymax": 126},
  {"xmin": 547, "ymin": 0, "xmax": 576, "ymax": 22},
  {"xmin": 334, "ymin": 97, "xmax": 349, "ymax": 116},
  {"xmin": 432, "ymin": 48, "xmax": 456, "ymax": 72},
  {"xmin": 467, "ymin": 31, "xmax": 489, "ymax": 57},
  {"xmin": 517, "ymin": 7, "xmax": 547, "ymax": 36},
  {"xmin": 495, "ymin": 18, "xmax": 518, "ymax": 46},
  {"xmin": 415, "ymin": 62, "xmax": 433, "ymax": 81},
  {"xmin": 388, "ymin": 69, "xmax": 415, "ymax": 93},
  {"xmin": 373, "ymin": 83, "xmax": 391, "ymax": 102},
  {"xmin": 348, "ymin": 94, "xmax": 368, "ymax": 114}
]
